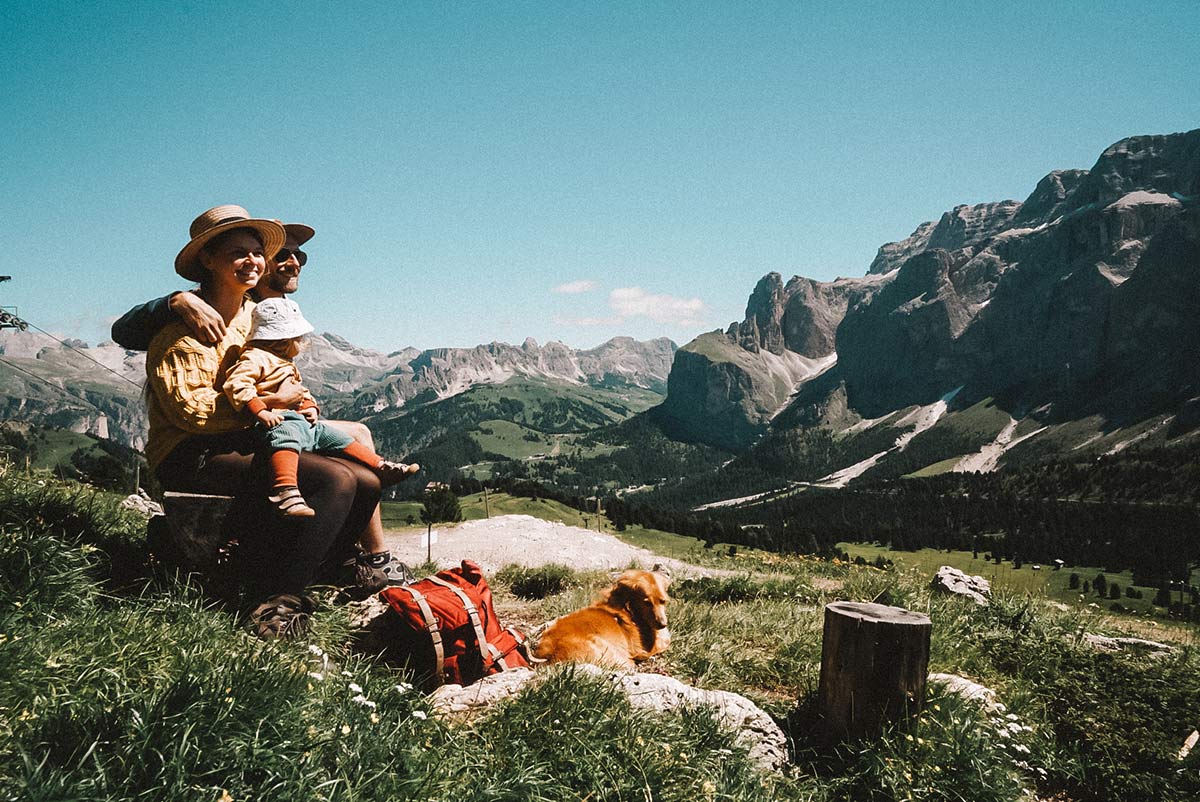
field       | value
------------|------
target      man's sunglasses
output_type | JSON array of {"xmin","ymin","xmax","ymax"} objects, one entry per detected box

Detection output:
[{"xmin": 274, "ymin": 248, "xmax": 307, "ymax": 266}]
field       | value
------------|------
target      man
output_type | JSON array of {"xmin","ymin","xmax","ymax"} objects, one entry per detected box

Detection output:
[{"xmin": 113, "ymin": 222, "xmax": 413, "ymax": 589}]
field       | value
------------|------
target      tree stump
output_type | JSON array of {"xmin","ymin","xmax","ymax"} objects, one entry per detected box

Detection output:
[
  {"xmin": 157, "ymin": 491, "xmax": 236, "ymax": 572},
  {"xmin": 817, "ymin": 601, "xmax": 932, "ymax": 740}
]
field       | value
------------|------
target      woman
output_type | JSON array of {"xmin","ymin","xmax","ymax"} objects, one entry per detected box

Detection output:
[{"xmin": 146, "ymin": 205, "xmax": 382, "ymax": 638}]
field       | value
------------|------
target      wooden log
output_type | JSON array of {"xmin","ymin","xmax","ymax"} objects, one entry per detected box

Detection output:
[
  {"xmin": 159, "ymin": 491, "xmax": 236, "ymax": 571},
  {"xmin": 817, "ymin": 601, "xmax": 932, "ymax": 740}
]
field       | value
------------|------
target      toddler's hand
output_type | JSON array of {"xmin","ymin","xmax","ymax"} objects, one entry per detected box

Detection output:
[
  {"xmin": 299, "ymin": 407, "xmax": 320, "ymax": 425},
  {"xmin": 257, "ymin": 409, "xmax": 284, "ymax": 428}
]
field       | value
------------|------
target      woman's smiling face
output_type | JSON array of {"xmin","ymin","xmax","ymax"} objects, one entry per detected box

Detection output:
[{"xmin": 199, "ymin": 229, "xmax": 267, "ymax": 291}]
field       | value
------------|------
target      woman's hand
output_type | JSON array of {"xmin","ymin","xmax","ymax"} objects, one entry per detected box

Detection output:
[
  {"xmin": 256, "ymin": 409, "xmax": 284, "ymax": 428},
  {"xmin": 299, "ymin": 407, "xmax": 320, "ymax": 425},
  {"xmin": 169, "ymin": 291, "xmax": 226, "ymax": 345}
]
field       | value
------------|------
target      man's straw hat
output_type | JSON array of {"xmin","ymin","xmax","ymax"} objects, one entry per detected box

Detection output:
[{"xmin": 175, "ymin": 205, "xmax": 286, "ymax": 282}]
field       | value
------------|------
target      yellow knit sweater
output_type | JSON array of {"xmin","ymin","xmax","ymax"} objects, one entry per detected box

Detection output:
[{"xmin": 144, "ymin": 298, "xmax": 255, "ymax": 471}]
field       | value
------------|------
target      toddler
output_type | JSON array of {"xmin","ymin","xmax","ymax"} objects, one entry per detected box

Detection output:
[{"xmin": 224, "ymin": 297, "xmax": 418, "ymax": 517}]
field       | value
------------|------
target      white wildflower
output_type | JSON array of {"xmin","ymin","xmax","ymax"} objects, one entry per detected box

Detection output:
[
  {"xmin": 307, "ymin": 672, "xmax": 324, "ymax": 681},
  {"xmin": 394, "ymin": 682, "xmax": 414, "ymax": 693},
  {"xmin": 351, "ymin": 694, "xmax": 377, "ymax": 709},
  {"xmin": 308, "ymin": 644, "xmax": 324, "ymax": 656},
  {"xmin": 348, "ymin": 682, "xmax": 363, "ymax": 694},
  {"xmin": 412, "ymin": 710, "xmax": 428, "ymax": 720},
  {"xmin": 341, "ymin": 670, "xmax": 353, "ymax": 677}
]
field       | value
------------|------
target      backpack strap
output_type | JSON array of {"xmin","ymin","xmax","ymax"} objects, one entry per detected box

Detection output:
[
  {"xmin": 506, "ymin": 625, "xmax": 543, "ymax": 663},
  {"xmin": 426, "ymin": 575, "xmax": 509, "ymax": 672},
  {"xmin": 399, "ymin": 585, "xmax": 445, "ymax": 683}
]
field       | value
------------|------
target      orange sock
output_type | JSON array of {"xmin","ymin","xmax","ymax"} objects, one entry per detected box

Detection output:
[
  {"xmin": 270, "ymin": 450, "xmax": 300, "ymax": 489},
  {"xmin": 340, "ymin": 440, "xmax": 383, "ymax": 469}
]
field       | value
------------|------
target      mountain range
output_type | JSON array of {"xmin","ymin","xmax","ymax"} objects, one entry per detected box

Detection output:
[
  {"xmin": 0, "ymin": 329, "xmax": 675, "ymax": 455},
  {"xmin": 3, "ymin": 127, "xmax": 1196, "ymax": 503},
  {"xmin": 652, "ymin": 128, "xmax": 1200, "ymax": 498}
]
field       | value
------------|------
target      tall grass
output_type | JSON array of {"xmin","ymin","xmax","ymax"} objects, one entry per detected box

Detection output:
[{"xmin": 3, "ymin": 473, "xmax": 1198, "ymax": 801}]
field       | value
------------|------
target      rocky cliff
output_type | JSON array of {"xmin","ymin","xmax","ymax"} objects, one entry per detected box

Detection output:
[
  {"xmin": 655, "ymin": 272, "xmax": 874, "ymax": 449},
  {"xmin": 660, "ymin": 128, "xmax": 1200, "ymax": 465},
  {"xmin": 0, "ymin": 331, "xmax": 147, "ymax": 449}
]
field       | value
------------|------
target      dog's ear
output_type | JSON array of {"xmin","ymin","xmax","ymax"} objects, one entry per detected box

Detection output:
[
  {"xmin": 650, "ymin": 565, "xmax": 671, "ymax": 591},
  {"xmin": 601, "ymin": 574, "xmax": 638, "ymax": 611}
]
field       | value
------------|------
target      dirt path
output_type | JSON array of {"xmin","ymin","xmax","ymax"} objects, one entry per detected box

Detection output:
[{"xmin": 383, "ymin": 514, "xmax": 724, "ymax": 577}]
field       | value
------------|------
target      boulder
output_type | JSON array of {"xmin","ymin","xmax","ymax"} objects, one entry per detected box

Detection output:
[
  {"xmin": 1082, "ymin": 633, "xmax": 1174, "ymax": 658},
  {"xmin": 930, "ymin": 566, "xmax": 991, "ymax": 606},
  {"xmin": 120, "ymin": 489, "xmax": 163, "ymax": 517},
  {"xmin": 428, "ymin": 665, "xmax": 789, "ymax": 774},
  {"xmin": 928, "ymin": 672, "xmax": 1000, "ymax": 711}
]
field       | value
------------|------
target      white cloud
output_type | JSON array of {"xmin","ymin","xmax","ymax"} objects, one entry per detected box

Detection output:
[
  {"xmin": 553, "ymin": 284, "xmax": 708, "ymax": 329},
  {"xmin": 608, "ymin": 287, "xmax": 708, "ymax": 326},
  {"xmin": 551, "ymin": 279, "xmax": 598, "ymax": 295}
]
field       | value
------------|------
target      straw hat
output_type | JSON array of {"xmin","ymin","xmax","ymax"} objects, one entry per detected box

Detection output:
[
  {"xmin": 248, "ymin": 297, "xmax": 315, "ymax": 341},
  {"xmin": 175, "ymin": 205, "xmax": 286, "ymax": 282}
]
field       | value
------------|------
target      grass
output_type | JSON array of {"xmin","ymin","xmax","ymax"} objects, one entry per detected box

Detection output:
[
  {"xmin": 495, "ymin": 563, "xmax": 577, "ymax": 599},
  {"xmin": 839, "ymin": 543, "xmax": 1200, "ymax": 638},
  {"xmin": 5, "ymin": 471, "xmax": 1199, "ymax": 801},
  {"xmin": 471, "ymin": 419, "xmax": 560, "ymax": 459}
]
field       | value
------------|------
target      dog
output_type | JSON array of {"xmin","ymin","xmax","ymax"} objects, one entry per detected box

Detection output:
[{"xmin": 533, "ymin": 569, "xmax": 671, "ymax": 669}]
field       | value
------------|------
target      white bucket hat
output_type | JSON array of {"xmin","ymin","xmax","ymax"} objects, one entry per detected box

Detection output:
[{"xmin": 248, "ymin": 298, "xmax": 314, "ymax": 341}]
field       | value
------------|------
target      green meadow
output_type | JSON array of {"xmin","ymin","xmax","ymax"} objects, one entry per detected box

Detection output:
[{"xmin": 4, "ymin": 472, "xmax": 1199, "ymax": 801}]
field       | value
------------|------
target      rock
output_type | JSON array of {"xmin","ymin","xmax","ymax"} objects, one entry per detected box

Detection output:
[
  {"xmin": 609, "ymin": 669, "xmax": 788, "ymax": 773},
  {"xmin": 930, "ymin": 566, "xmax": 991, "ymax": 606},
  {"xmin": 928, "ymin": 672, "xmax": 1000, "ymax": 711},
  {"xmin": 120, "ymin": 489, "xmax": 163, "ymax": 517},
  {"xmin": 429, "ymin": 667, "xmax": 537, "ymax": 715},
  {"xmin": 1082, "ymin": 633, "xmax": 1174, "ymax": 658},
  {"xmin": 428, "ymin": 665, "xmax": 789, "ymax": 774}
]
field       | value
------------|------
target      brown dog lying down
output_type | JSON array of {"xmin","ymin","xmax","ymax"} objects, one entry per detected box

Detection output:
[{"xmin": 533, "ymin": 569, "xmax": 671, "ymax": 670}]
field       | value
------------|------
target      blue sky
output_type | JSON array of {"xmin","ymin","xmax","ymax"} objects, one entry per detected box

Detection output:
[{"xmin": 1, "ymin": 1, "xmax": 1197, "ymax": 352}]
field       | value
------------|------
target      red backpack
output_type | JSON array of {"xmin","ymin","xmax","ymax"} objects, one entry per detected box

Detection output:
[{"xmin": 378, "ymin": 560, "xmax": 530, "ymax": 689}]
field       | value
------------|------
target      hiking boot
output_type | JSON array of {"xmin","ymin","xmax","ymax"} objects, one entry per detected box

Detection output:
[
  {"xmin": 248, "ymin": 593, "xmax": 314, "ymax": 640},
  {"xmin": 359, "ymin": 550, "xmax": 417, "ymax": 586},
  {"xmin": 377, "ymin": 461, "xmax": 420, "ymax": 486},
  {"xmin": 268, "ymin": 486, "xmax": 316, "ymax": 518},
  {"xmin": 337, "ymin": 555, "xmax": 388, "ymax": 598}
]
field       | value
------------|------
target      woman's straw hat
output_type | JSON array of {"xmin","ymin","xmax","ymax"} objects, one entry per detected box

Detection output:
[{"xmin": 175, "ymin": 205, "xmax": 286, "ymax": 282}]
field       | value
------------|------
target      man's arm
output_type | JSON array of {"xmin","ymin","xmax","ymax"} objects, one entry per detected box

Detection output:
[
  {"xmin": 112, "ymin": 294, "xmax": 176, "ymax": 351},
  {"xmin": 111, "ymin": 291, "xmax": 227, "ymax": 351}
]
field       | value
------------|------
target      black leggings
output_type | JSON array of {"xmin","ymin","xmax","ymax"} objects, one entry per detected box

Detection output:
[{"xmin": 156, "ymin": 431, "xmax": 381, "ymax": 600}]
